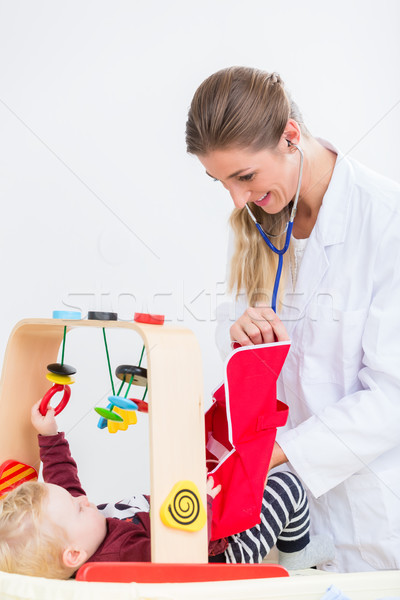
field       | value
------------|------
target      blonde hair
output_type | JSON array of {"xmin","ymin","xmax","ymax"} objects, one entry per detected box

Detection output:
[
  {"xmin": 186, "ymin": 66, "xmax": 309, "ymax": 304},
  {"xmin": 0, "ymin": 481, "xmax": 72, "ymax": 579}
]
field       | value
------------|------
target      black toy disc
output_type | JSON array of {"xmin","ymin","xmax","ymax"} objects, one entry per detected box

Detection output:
[
  {"xmin": 115, "ymin": 364, "xmax": 147, "ymax": 386},
  {"xmin": 87, "ymin": 311, "xmax": 118, "ymax": 321},
  {"xmin": 47, "ymin": 363, "xmax": 77, "ymax": 376}
]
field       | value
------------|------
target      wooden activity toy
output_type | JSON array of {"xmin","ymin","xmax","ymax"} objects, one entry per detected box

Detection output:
[
  {"xmin": 0, "ymin": 312, "xmax": 208, "ymax": 565},
  {"xmin": 0, "ymin": 310, "xmax": 291, "ymax": 581},
  {"xmin": 0, "ymin": 310, "xmax": 291, "ymax": 579}
]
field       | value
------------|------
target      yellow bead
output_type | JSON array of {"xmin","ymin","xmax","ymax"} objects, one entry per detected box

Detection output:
[
  {"xmin": 160, "ymin": 481, "xmax": 206, "ymax": 532},
  {"xmin": 107, "ymin": 406, "xmax": 137, "ymax": 433},
  {"xmin": 46, "ymin": 373, "xmax": 75, "ymax": 385}
]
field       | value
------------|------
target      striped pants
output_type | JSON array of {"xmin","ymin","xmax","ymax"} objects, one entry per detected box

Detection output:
[{"xmin": 225, "ymin": 471, "xmax": 310, "ymax": 563}]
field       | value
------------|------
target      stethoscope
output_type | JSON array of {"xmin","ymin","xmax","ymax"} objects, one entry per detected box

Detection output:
[{"xmin": 244, "ymin": 141, "xmax": 304, "ymax": 313}]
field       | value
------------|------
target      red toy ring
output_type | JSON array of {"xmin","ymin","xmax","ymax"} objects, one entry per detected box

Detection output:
[{"xmin": 39, "ymin": 384, "xmax": 71, "ymax": 416}]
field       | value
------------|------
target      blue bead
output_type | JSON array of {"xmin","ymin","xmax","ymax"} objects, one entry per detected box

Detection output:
[
  {"xmin": 108, "ymin": 395, "xmax": 138, "ymax": 410},
  {"xmin": 97, "ymin": 416, "xmax": 108, "ymax": 429},
  {"xmin": 52, "ymin": 311, "xmax": 82, "ymax": 320}
]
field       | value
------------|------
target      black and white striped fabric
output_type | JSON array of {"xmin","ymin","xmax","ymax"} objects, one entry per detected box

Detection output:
[
  {"xmin": 225, "ymin": 471, "xmax": 310, "ymax": 563},
  {"xmin": 97, "ymin": 494, "xmax": 150, "ymax": 520}
]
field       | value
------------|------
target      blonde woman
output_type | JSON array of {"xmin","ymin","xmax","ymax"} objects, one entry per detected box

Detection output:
[{"xmin": 186, "ymin": 66, "xmax": 400, "ymax": 573}]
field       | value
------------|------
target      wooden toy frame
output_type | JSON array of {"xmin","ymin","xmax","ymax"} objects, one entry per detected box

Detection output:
[{"xmin": 0, "ymin": 318, "xmax": 208, "ymax": 563}]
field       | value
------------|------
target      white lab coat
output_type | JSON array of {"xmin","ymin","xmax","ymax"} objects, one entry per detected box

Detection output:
[{"xmin": 215, "ymin": 140, "xmax": 400, "ymax": 573}]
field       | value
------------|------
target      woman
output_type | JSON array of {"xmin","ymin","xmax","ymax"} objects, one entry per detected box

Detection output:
[{"xmin": 186, "ymin": 67, "xmax": 400, "ymax": 572}]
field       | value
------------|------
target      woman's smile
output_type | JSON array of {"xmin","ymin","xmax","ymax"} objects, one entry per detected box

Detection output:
[{"xmin": 254, "ymin": 192, "xmax": 271, "ymax": 207}]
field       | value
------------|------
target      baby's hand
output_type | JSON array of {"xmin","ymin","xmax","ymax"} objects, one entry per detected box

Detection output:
[
  {"xmin": 207, "ymin": 476, "xmax": 221, "ymax": 499},
  {"xmin": 31, "ymin": 400, "xmax": 58, "ymax": 436}
]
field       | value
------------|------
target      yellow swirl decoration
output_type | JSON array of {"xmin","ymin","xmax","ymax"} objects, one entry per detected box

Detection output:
[
  {"xmin": 160, "ymin": 480, "xmax": 206, "ymax": 532},
  {"xmin": 170, "ymin": 489, "xmax": 199, "ymax": 524}
]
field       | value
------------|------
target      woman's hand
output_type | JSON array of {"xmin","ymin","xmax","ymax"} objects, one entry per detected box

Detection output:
[
  {"xmin": 230, "ymin": 305, "xmax": 290, "ymax": 346},
  {"xmin": 31, "ymin": 399, "xmax": 58, "ymax": 436}
]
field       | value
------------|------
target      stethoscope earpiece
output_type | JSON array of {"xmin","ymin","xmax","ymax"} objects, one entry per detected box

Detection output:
[{"xmin": 286, "ymin": 139, "xmax": 297, "ymax": 152}]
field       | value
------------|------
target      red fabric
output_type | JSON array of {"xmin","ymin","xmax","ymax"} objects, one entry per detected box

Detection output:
[{"xmin": 205, "ymin": 343, "xmax": 290, "ymax": 540}]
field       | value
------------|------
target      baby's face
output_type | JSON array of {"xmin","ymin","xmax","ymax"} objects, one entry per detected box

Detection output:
[{"xmin": 44, "ymin": 483, "xmax": 107, "ymax": 561}]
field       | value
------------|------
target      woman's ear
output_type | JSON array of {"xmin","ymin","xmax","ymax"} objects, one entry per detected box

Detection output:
[
  {"xmin": 283, "ymin": 119, "xmax": 301, "ymax": 148},
  {"xmin": 62, "ymin": 546, "xmax": 88, "ymax": 570}
]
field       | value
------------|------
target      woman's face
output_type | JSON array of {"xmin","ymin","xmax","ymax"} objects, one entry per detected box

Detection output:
[{"xmin": 198, "ymin": 143, "xmax": 300, "ymax": 214}]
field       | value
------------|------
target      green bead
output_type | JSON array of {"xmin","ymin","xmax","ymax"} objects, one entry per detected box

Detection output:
[{"xmin": 94, "ymin": 407, "xmax": 123, "ymax": 422}]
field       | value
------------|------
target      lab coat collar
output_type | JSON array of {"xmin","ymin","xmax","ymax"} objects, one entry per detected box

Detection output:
[
  {"xmin": 280, "ymin": 139, "xmax": 354, "ymax": 328},
  {"xmin": 313, "ymin": 138, "xmax": 354, "ymax": 247}
]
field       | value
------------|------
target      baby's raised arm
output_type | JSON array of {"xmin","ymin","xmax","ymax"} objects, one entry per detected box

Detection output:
[{"xmin": 31, "ymin": 400, "xmax": 58, "ymax": 436}]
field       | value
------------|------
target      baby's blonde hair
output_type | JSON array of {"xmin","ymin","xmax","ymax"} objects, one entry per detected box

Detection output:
[{"xmin": 0, "ymin": 481, "xmax": 73, "ymax": 579}]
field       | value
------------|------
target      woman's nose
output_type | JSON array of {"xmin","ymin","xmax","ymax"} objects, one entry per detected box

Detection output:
[{"xmin": 229, "ymin": 188, "xmax": 251, "ymax": 209}]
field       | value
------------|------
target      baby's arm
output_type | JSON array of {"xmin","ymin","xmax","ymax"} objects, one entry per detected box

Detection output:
[
  {"xmin": 206, "ymin": 476, "xmax": 221, "ymax": 499},
  {"xmin": 31, "ymin": 400, "xmax": 59, "ymax": 436},
  {"xmin": 31, "ymin": 400, "xmax": 87, "ymax": 497},
  {"xmin": 206, "ymin": 476, "xmax": 228, "ymax": 556}
]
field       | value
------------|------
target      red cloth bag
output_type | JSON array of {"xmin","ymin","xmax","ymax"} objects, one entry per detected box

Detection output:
[{"xmin": 205, "ymin": 342, "xmax": 290, "ymax": 540}]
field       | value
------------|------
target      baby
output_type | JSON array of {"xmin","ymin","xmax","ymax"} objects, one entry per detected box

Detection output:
[{"xmin": 0, "ymin": 402, "xmax": 333, "ymax": 579}]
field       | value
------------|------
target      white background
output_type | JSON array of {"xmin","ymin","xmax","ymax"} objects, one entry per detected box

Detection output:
[{"xmin": 0, "ymin": 0, "xmax": 399, "ymax": 502}]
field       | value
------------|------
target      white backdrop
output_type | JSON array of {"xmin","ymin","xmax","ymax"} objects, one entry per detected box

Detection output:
[{"xmin": 0, "ymin": 0, "xmax": 399, "ymax": 502}]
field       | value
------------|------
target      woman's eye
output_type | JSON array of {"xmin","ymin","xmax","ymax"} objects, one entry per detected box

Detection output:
[{"xmin": 239, "ymin": 173, "xmax": 255, "ymax": 182}]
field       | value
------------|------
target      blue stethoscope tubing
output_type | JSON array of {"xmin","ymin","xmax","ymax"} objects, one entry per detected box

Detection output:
[{"xmin": 245, "ymin": 143, "xmax": 304, "ymax": 313}]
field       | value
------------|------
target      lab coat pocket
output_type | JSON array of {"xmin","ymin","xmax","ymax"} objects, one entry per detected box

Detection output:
[
  {"xmin": 300, "ymin": 305, "xmax": 368, "ymax": 386},
  {"xmin": 346, "ymin": 470, "xmax": 397, "ymax": 570}
]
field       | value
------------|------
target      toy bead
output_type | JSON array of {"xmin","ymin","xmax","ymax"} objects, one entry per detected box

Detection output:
[
  {"xmin": 40, "ymin": 384, "xmax": 71, "ymax": 416},
  {"xmin": 52, "ymin": 310, "xmax": 82, "ymax": 320},
  {"xmin": 46, "ymin": 372, "xmax": 75, "ymax": 385},
  {"xmin": 94, "ymin": 407, "xmax": 124, "ymax": 422},
  {"xmin": 87, "ymin": 311, "xmax": 118, "ymax": 321},
  {"xmin": 108, "ymin": 396, "xmax": 138, "ymax": 411},
  {"xmin": 135, "ymin": 399, "xmax": 149, "ymax": 413},
  {"xmin": 97, "ymin": 416, "xmax": 108, "ymax": 429},
  {"xmin": 134, "ymin": 312, "xmax": 165, "ymax": 325},
  {"xmin": 107, "ymin": 406, "xmax": 138, "ymax": 433},
  {"xmin": 0, "ymin": 460, "xmax": 38, "ymax": 500},
  {"xmin": 47, "ymin": 363, "xmax": 77, "ymax": 376},
  {"xmin": 160, "ymin": 480, "xmax": 206, "ymax": 532},
  {"xmin": 97, "ymin": 400, "xmax": 117, "ymax": 429},
  {"xmin": 115, "ymin": 365, "xmax": 147, "ymax": 387}
]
